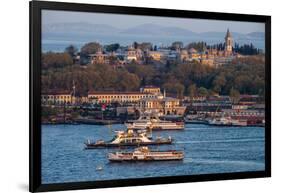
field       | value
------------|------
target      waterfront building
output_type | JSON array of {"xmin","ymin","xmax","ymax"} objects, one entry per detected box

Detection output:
[
  {"xmin": 184, "ymin": 96, "xmax": 207, "ymax": 102},
  {"xmin": 41, "ymin": 90, "xmax": 74, "ymax": 105},
  {"xmin": 138, "ymin": 97, "xmax": 186, "ymax": 116},
  {"xmin": 88, "ymin": 91, "xmax": 156, "ymax": 104},
  {"xmin": 140, "ymin": 86, "xmax": 161, "ymax": 95}
]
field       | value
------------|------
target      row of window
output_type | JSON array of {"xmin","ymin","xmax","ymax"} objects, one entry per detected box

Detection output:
[
  {"xmin": 42, "ymin": 95, "xmax": 71, "ymax": 99},
  {"xmin": 89, "ymin": 95, "xmax": 155, "ymax": 99}
]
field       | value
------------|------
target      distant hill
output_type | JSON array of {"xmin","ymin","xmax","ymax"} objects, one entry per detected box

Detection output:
[
  {"xmin": 120, "ymin": 23, "xmax": 196, "ymax": 36},
  {"xmin": 246, "ymin": 32, "xmax": 265, "ymax": 38},
  {"xmin": 42, "ymin": 22, "xmax": 265, "ymax": 41}
]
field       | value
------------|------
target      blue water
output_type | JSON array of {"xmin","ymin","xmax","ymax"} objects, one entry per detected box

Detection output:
[
  {"xmin": 42, "ymin": 33, "xmax": 265, "ymax": 52},
  {"xmin": 41, "ymin": 124, "xmax": 265, "ymax": 184}
]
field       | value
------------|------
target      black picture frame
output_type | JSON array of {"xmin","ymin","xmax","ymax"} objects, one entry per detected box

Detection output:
[{"xmin": 29, "ymin": 1, "xmax": 271, "ymax": 192}]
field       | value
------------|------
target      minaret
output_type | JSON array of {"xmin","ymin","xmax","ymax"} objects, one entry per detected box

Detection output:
[
  {"xmin": 225, "ymin": 28, "xmax": 233, "ymax": 53},
  {"xmin": 72, "ymin": 80, "xmax": 76, "ymax": 104}
]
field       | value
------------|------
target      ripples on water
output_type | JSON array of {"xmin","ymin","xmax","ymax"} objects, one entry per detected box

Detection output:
[{"xmin": 41, "ymin": 124, "xmax": 265, "ymax": 184}]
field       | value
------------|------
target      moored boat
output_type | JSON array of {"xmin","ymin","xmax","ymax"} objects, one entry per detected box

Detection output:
[
  {"xmin": 230, "ymin": 119, "xmax": 248, "ymax": 126},
  {"xmin": 208, "ymin": 116, "xmax": 248, "ymax": 126},
  {"xmin": 126, "ymin": 113, "xmax": 184, "ymax": 130},
  {"xmin": 208, "ymin": 116, "xmax": 232, "ymax": 126},
  {"xmin": 108, "ymin": 146, "xmax": 184, "ymax": 162},
  {"xmin": 84, "ymin": 129, "xmax": 173, "ymax": 149}
]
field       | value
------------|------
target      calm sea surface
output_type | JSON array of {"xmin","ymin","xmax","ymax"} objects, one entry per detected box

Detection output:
[
  {"xmin": 41, "ymin": 124, "xmax": 265, "ymax": 184},
  {"xmin": 42, "ymin": 33, "xmax": 265, "ymax": 52}
]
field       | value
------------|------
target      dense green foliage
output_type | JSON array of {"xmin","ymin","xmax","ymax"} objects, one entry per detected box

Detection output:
[
  {"xmin": 171, "ymin": 41, "xmax": 184, "ymax": 50},
  {"xmin": 200, "ymin": 42, "xmax": 262, "ymax": 55},
  {"xmin": 80, "ymin": 42, "xmax": 102, "ymax": 55},
  {"xmin": 133, "ymin": 42, "xmax": 153, "ymax": 51},
  {"xmin": 42, "ymin": 52, "xmax": 73, "ymax": 69},
  {"xmin": 233, "ymin": 43, "xmax": 261, "ymax": 55},
  {"xmin": 65, "ymin": 45, "xmax": 78, "ymax": 57},
  {"xmin": 187, "ymin": 42, "xmax": 207, "ymax": 52},
  {"xmin": 42, "ymin": 63, "xmax": 140, "ymax": 95},
  {"xmin": 42, "ymin": 53, "xmax": 265, "ymax": 97},
  {"xmin": 104, "ymin": 43, "xmax": 120, "ymax": 52}
]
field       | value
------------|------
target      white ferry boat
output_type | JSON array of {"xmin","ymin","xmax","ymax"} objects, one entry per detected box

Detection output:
[
  {"xmin": 126, "ymin": 114, "xmax": 184, "ymax": 130},
  {"xmin": 108, "ymin": 146, "xmax": 184, "ymax": 162},
  {"xmin": 85, "ymin": 129, "xmax": 173, "ymax": 149}
]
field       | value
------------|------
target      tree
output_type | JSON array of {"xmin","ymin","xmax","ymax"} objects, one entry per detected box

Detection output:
[
  {"xmin": 187, "ymin": 84, "xmax": 197, "ymax": 98},
  {"xmin": 197, "ymin": 87, "xmax": 208, "ymax": 97},
  {"xmin": 163, "ymin": 81, "xmax": 184, "ymax": 99},
  {"xmin": 153, "ymin": 45, "xmax": 157, "ymax": 51},
  {"xmin": 174, "ymin": 83, "xmax": 185, "ymax": 99},
  {"xmin": 105, "ymin": 43, "xmax": 120, "ymax": 52},
  {"xmin": 137, "ymin": 42, "xmax": 153, "ymax": 51},
  {"xmin": 229, "ymin": 88, "xmax": 240, "ymax": 104},
  {"xmin": 171, "ymin": 41, "xmax": 183, "ymax": 50},
  {"xmin": 212, "ymin": 74, "xmax": 226, "ymax": 93},
  {"xmin": 42, "ymin": 52, "xmax": 73, "ymax": 69},
  {"xmin": 233, "ymin": 43, "xmax": 260, "ymax": 55},
  {"xmin": 80, "ymin": 42, "xmax": 102, "ymax": 55},
  {"xmin": 186, "ymin": 41, "xmax": 207, "ymax": 52},
  {"xmin": 65, "ymin": 45, "xmax": 78, "ymax": 57},
  {"xmin": 117, "ymin": 71, "xmax": 140, "ymax": 91}
]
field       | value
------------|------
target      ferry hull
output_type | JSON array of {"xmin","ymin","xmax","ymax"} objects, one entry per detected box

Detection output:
[
  {"xmin": 126, "ymin": 124, "xmax": 184, "ymax": 130},
  {"xmin": 85, "ymin": 140, "xmax": 172, "ymax": 149},
  {"xmin": 108, "ymin": 152, "xmax": 184, "ymax": 162},
  {"xmin": 108, "ymin": 157, "xmax": 184, "ymax": 162}
]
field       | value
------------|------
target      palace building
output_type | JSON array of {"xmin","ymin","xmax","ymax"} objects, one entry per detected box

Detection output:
[
  {"xmin": 41, "ymin": 90, "xmax": 74, "ymax": 105},
  {"xmin": 186, "ymin": 29, "xmax": 235, "ymax": 67},
  {"xmin": 126, "ymin": 46, "xmax": 143, "ymax": 62},
  {"xmin": 87, "ymin": 91, "xmax": 157, "ymax": 104},
  {"xmin": 89, "ymin": 48, "xmax": 109, "ymax": 65}
]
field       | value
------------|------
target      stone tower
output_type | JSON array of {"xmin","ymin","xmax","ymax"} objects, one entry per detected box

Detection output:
[{"xmin": 225, "ymin": 28, "xmax": 233, "ymax": 53}]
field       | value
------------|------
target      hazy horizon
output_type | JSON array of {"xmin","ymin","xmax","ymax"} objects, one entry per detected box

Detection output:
[{"xmin": 42, "ymin": 10, "xmax": 265, "ymax": 34}]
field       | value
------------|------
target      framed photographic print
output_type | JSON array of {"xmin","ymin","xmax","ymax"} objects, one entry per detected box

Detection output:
[{"xmin": 30, "ymin": 1, "xmax": 271, "ymax": 192}]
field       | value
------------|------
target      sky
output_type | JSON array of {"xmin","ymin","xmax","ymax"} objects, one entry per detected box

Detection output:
[{"xmin": 42, "ymin": 10, "xmax": 265, "ymax": 34}]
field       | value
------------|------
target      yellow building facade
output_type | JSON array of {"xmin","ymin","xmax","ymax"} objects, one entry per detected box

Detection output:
[
  {"xmin": 41, "ymin": 91, "xmax": 73, "ymax": 105},
  {"xmin": 88, "ymin": 91, "xmax": 156, "ymax": 103}
]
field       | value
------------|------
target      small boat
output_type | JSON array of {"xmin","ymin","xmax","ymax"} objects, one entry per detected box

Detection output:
[
  {"xmin": 84, "ymin": 129, "xmax": 173, "ymax": 149},
  {"xmin": 230, "ymin": 119, "xmax": 248, "ymax": 126},
  {"xmin": 126, "ymin": 113, "xmax": 184, "ymax": 130},
  {"xmin": 208, "ymin": 116, "xmax": 232, "ymax": 126},
  {"xmin": 208, "ymin": 116, "xmax": 248, "ymax": 126},
  {"xmin": 108, "ymin": 146, "xmax": 184, "ymax": 162},
  {"xmin": 184, "ymin": 115, "xmax": 208, "ymax": 124},
  {"xmin": 96, "ymin": 165, "xmax": 103, "ymax": 171}
]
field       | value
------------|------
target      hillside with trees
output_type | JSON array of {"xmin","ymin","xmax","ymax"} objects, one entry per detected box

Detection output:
[{"xmin": 41, "ymin": 43, "xmax": 265, "ymax": 98}]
